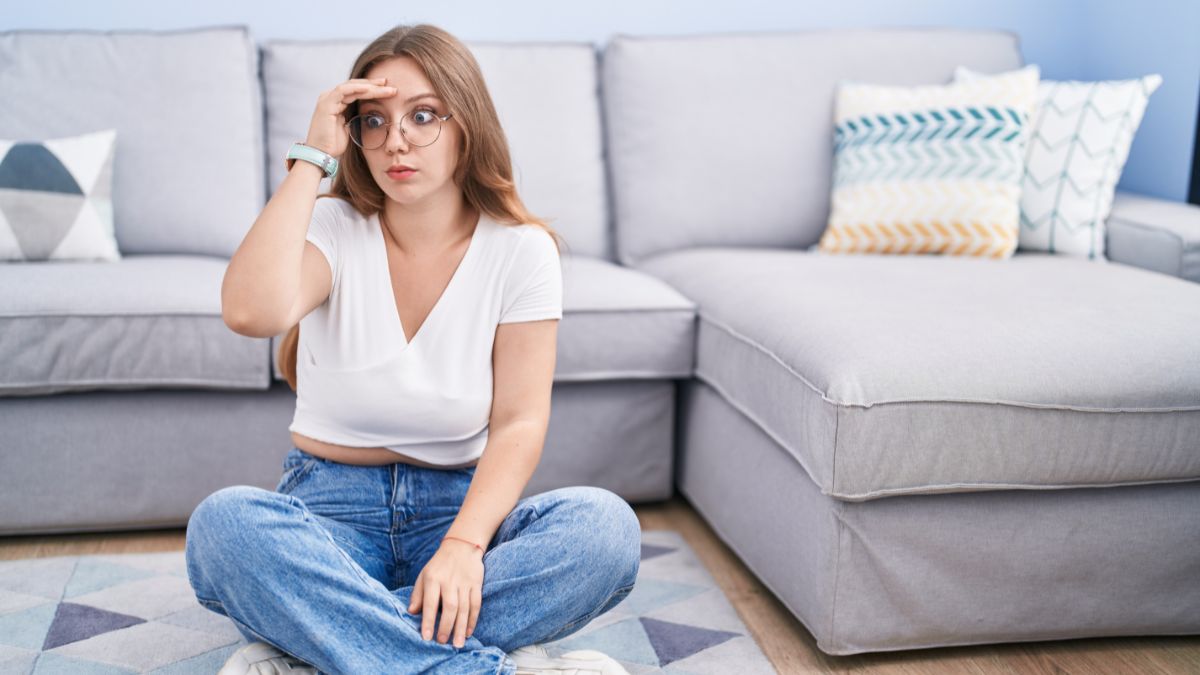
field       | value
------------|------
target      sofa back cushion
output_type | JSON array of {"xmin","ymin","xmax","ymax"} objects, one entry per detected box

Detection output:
[
  {"xmin": 262, "ymin": 40, "xmax": 610, "ymax": 260},
  {"xmin": 602, "ymin": 29, "xmax": 1024, "ymax": 266},
  {"xmin": 0, "ymin": 27, "xmax": 265, "ymax": 257}
]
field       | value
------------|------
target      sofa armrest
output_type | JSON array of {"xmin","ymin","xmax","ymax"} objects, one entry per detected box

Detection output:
[{"xmin": 1106, "ymin": 190, "xmax": 1200, "ymax": 283}]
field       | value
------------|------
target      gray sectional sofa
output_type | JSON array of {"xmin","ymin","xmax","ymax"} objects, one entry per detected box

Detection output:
[{"xmin": 2, "ymin": 25, "xmax": 1198, "ymax": 655}]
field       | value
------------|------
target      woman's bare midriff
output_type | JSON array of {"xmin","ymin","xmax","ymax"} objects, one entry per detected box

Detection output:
[{"xmin": 291, "ymin": 431, "xmax": 480, "ymax": 470}]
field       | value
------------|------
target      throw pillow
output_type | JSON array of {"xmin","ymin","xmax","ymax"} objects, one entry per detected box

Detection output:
[
  {"xmin": 956, "ymin": 66, "xmax": 1162, "ymax": 260},
  {"xmin": 0, "ymin": 129, "xmax": 120, "ymax": 262},
  {"xmin": 818, "ymin": 65, "xmax": 1040, "ymax": 258}
]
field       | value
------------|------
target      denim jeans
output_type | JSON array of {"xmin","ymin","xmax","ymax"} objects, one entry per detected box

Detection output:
[{"xmin": 184, "ymin": 447, "xmax": 642, "ymax": 674}]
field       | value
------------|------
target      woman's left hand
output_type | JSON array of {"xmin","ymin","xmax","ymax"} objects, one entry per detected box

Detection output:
[{"xmin": 408, "ymin": 538, "xmax": 484, "ymax": 648}]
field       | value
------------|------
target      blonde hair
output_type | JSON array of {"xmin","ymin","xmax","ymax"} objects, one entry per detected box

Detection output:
[{"xmin": 278, "ymin": 23, "xmax": 566, "ymax": 392}]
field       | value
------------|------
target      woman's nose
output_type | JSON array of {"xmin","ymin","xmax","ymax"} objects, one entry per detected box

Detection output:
[{"xmin": 384, "ymin": 122, "xmax": 410, "ymax": 153}]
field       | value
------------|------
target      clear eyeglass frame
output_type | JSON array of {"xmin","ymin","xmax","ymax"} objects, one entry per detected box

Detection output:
[{"xmin": 345, "ymin": 109, "xmax": 455, "ymax": 150}]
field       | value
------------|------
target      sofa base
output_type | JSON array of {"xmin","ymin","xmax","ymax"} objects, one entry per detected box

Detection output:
[
  {"xmin": 677, "ymin": 377, "xmax": 1200, "ymax": 655},
  {"xmin": 0, "ymin": 379, "xmax": 677, "ymax": 536}
]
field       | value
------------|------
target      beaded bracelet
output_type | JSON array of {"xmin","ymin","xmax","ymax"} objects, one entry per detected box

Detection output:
[{"xmin": 443, "ymin": 535, "xmax": 484, "ymax": 553}]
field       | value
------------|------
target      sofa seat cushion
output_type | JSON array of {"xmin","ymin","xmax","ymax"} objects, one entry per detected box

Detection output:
[
  {"xmin": 639, "ymin": 248, "xmax": 1200, "ymax": 500},
  {"xmin": 273, "ymin": 255, "xmax": 696, "ymax": 383},
  {"xmin": 0, "ymin": 255, "xmax": 270, "ymax": 396}
]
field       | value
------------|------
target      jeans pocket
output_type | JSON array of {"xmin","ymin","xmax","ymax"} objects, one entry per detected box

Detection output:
[
  {"xmin": 282, "ymin": 447, "xmax": 316, "ymax": 471},
  {"xmin": 277, "ymin": 455, "xmax": 321, "ymax": 494}
]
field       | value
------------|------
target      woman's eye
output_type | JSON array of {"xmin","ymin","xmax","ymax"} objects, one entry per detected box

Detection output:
[
  {"xmin": 364, "ymin": 114, "xmax": 387, "ymax": 128},
  {"xmin": 412, "ymin": 110, "xmax": 436, "ymax": 125}
]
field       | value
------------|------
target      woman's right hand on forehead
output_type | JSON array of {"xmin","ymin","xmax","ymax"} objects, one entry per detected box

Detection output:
[{"xmin": 304, "ymin": 77, "xmax": 398, "ymax": 159}]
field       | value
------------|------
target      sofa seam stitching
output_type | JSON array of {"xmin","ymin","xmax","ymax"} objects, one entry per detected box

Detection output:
[
  {"xmin": 828, "ymin": 405, "xmax": 842, "ymax": 647},
  {"xmin": 703, "ymin": 367, "xmax": 1200, "ymax": 497},
  {"xmin": 692, "ymin": 371, "xmax": 830, "ymax": 493},
  {"xmin": 699, "ymin": 311, "xmax": 1200, "ymax": 413},
  {"xmin": 828, "ymin": 497, "xmax": 845, "ymax": 650},
  {"xmin": 831, "ymin": 405, "xmax": 840, "ymax": 503},
  {"xmin": 694, "ymin": 343, "xmax": 1200, "ymax": 499}
]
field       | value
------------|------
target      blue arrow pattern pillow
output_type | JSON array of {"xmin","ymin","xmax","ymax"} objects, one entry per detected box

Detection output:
[
  {"xmin": 819, "ymin": 65, "xmax": 1040, "ymax": 258},
  {"xmin": 0, "ymin": 129, "xmax": 120, "ymax": 262}
]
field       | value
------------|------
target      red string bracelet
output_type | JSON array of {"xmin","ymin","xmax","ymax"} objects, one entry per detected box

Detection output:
[{"xmin": 443, "ymin": 535, "xmax": 484, "ymax": 554}]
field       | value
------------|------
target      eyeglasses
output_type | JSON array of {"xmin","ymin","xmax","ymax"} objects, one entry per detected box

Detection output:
[{"xmin": 345, "ymin": 110, "xmax": 454, "ymax": 150}]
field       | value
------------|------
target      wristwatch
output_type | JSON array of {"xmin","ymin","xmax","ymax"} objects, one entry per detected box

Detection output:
[{"xmin": 285, "ymin": 142, "xmax": 339, "ymax": 179}]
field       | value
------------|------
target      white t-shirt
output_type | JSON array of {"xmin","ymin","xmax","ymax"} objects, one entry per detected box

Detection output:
[{"xmin": 287, "ymin": 196, "xmax": 563, "ymax": 466}]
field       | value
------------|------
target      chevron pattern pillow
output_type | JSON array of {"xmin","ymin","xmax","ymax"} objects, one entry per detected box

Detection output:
[
  {"xmin": 818, "ymin": 65, "xmax": 1040, "ymax": 258},
  {"xmin": 0, "ymin": 129, "xmax": 120, "ymax": 262},
  {"xmin": 956, "ymin": 67, "xmax": 1162, "ymax": 260}
]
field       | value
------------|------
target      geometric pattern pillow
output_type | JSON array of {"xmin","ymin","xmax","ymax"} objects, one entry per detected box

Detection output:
[
  {"xmin": 956, "ymin": 67, "xmax": 1162, "ymax": 260},
  {"xmin": 0, "ymin": 129, "xmax": 120, "ymax": 262},
  {"xmin": 818, "ymin": 65, "xmax": 1040, "ymax": 258}
]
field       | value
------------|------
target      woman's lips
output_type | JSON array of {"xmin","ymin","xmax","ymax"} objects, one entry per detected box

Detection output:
[{"xmin": 387, "ymin": 168, "xmax": 417, "ymax": 180}]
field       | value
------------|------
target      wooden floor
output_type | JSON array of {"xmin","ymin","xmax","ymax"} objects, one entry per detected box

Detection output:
[{"xmin": 2, "ymin": 494, "xmax": 1197, "ymax": 674}]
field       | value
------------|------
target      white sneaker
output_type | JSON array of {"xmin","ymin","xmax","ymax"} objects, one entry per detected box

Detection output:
[
  {"xmin": 218, "ymin": 641, "xmax": 319, "ymax": 674},
  {"xmin": 506, "ymin": 643, "xmax": 630, "ymax": 674}
]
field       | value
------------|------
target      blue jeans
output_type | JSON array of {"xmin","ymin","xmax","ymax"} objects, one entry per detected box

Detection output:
[{"xmin": 184, "ymin": 447, "xmax": 642, "ymax": 674}]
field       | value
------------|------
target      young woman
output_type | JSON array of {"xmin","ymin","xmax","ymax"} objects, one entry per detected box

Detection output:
[{"xmin": 185, "ymin": 24, "xmax": 640, "ymax": 675}]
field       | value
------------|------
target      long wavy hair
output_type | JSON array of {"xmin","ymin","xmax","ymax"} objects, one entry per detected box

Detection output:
[{"xmin": 279, "ymin": 23, "xmax": 566, "ymax": 392}]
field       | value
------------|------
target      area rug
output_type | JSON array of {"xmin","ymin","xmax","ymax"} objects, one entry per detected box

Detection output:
[{"xmin": 0, "ymin": 530, "xmax": 775, "ymax": 674}]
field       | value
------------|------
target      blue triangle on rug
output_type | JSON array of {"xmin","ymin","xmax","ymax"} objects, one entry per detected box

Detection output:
[
  {"xmin": 640, "ymin": 543, "xmax": 676, "ymax": 561},
  {"xmin": 639, "ymin": 616, "xmax": 740, "ymax": 666},
  {"xmin": 42, "ymin": 601, "xmax": 145, "ymax": 650}
]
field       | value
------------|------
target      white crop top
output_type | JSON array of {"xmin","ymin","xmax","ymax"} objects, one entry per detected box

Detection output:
[{"xmin": 287, "ymin": 196, "xmax": 563, "ymax": 466}]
